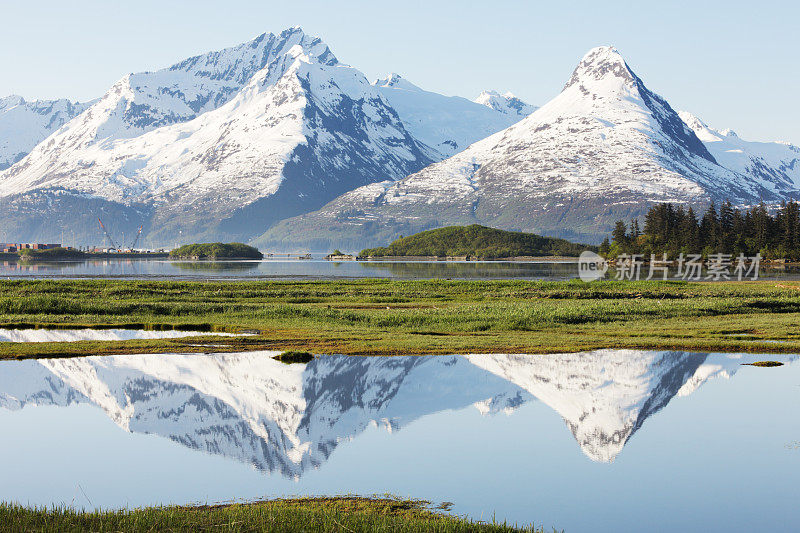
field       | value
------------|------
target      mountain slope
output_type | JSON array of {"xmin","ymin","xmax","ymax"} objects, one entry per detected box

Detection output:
[
  {"xmin": 258, "ymin": 46, "xmax": 793, "ymax": 249},
  {"xmin": 373, "ymin": 74, "xmax": 534, "ymax": 158},
  {"xmin": 0, "ymin": 29, "xmax": 433, "ymax": 246},
  {"xmin": 473, "ymin": 90, "xmax": 538, "ymax": 117},
  {"xmin": 679, "ymin": 111, "xmax": 800, "ymax": 193},
  {"xmin": 0, "ymin": 96, "xmax": 92, "ymax": 170}
]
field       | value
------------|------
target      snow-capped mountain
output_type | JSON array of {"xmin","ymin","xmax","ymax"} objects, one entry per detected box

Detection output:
[
  {"xmin": 0, "ymin": 350, "xmax": 785, "ymax": 473},
  {"xmin": 474, "ymin": 90, "xmax": 538, "ymax": 117},
  {"xmin": 258, "ymin": 46, "xmax": 797, "ymax": 248},
  {"xmin": 374, "ymin": 74, "xmax": 535, "ymax": 157},
  {"xmin": 0, "ymin": 28, "xmax": 433, "ymax": 245},
  {"xmin": 679, "ymin": 111, "xmax": 800, "ymax": 194},
  {"xmin": 0, "ymin": 96, "xmax": 92, "ymax": 170}
]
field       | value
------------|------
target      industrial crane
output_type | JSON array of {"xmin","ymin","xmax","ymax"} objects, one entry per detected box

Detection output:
[
  {"xmin": 129, "ymin": 225, "xmax": 143, "ymax": 250},
  {"xmin": 97, "ymin": 218, "xmax": 117, "ymax": 250}
]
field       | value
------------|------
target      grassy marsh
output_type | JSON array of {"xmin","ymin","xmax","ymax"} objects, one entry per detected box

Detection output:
[
  {"xmin": 0, "ymin": 497, "xmax": 547, "ymax": 532},
  {"xmin": 0, "ymin": 279, "xmax": 799, "ymax": 359}
]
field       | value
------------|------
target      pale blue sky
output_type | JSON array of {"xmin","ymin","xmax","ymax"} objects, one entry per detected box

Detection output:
[{"xmin": 1, "ymin": 0, "xmax": 797, "ymax": 143}]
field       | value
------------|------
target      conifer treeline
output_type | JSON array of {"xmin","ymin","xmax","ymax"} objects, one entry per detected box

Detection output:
[{"xmin": 600, "ymin": 201, "xmax": 800, "ymax": 260}]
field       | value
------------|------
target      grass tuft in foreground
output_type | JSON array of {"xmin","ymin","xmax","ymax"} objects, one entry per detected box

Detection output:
[{"xmin": 0, "ymin": 497, "xmax": 550, "ymax": 532}]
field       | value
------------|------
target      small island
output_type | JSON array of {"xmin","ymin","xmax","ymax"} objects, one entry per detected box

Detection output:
[
  {"xmin": 325, "ymin": 249, "xmax": 358, "ymax": 261},
  {"xmin": 169, "ymin": 242, "xmax": 264, "ymax": 260},
  {"xmin": 359, "ymin": 225, "xmax": 594, "ymax": 260},
  {"xmin": 17, "ymin": 247, "xmax": 89, "ymax": 260}
]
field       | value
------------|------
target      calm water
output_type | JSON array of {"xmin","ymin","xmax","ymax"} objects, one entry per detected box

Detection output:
[
  {"xmin": 0, "ymin": 329, "xmax": 250, "ymax": 343},
  {"xmin": 0, "ymin": 258, "xmax": 580, "ymax": 280},
  {"xmin": 2, "ymin": 258, "xmax": 800, "ymax": 281},
  {"xmin": 0, "ymin": 350, "xmax": 797, "ymax": 532}
]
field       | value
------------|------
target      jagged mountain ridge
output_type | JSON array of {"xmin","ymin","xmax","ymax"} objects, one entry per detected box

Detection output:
[
  {"xmin": 0, "ymin": 28, "xmax": 435, "ymax": 245},
  {"xmin": 0, "ymin": 350, "xmax": 785, "ymax": 474},
  {"xmin": 257, "ymin": 46, "xmax": 798, "ymax": 249},
  {"xmin": 679, "ymin": 111, "xmax": 800, "ymax": 195},
  {"xmin": 3, "ymin": 39, "xmax": 797, "ymax": 247},
  {"xmin": 0, "ymin": 30, "xmax": 537, "ymax": 246},
  {"xmin": 0, "ymin": 96, "xmax": 93, "ymax": 170},
  {"xmin": 473, "ymin": 90, "xmax": 538, "ymax": 117}
]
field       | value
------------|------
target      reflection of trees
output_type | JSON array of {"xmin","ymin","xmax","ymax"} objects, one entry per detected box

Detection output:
[
  {"xmin": 169, "ymin": 261, "xmax": 260, "ymax": 272},
  {"xmin": 358, "ymin": 260, "xmax": 578, "ymax": 279},
  {"xmin": 0, "ymin": 260, "xmax": 73, "ymax": 272}
]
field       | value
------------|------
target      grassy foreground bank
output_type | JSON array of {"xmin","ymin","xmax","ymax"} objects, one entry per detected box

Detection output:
[
  {"xmin": 0, "ymin": 497, "xmax": 544, "ymax": 532},
  {"xmin": 1, "ymin": 279, "xmax": 800, "ymax": 359}
]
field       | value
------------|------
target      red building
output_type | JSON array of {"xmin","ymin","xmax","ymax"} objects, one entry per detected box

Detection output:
[{"xmin": 1, "ymin": 243, "xmax": 61, "ymax": 253}]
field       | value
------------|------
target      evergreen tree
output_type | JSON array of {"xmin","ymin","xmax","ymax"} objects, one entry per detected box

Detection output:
[
  {"xmin": 699, "ymin": 203, "xmax": 719, "ymax": 251},
  {"xmin": 606, "ymin": 200, "xmax": 800, "ymax": 260},
  {"xmin": 630, "ymin": 219, "xmax": 640, "ymax": 241},
  {"xmin": 599, "ymin": 236, "xmax": 610, "ymax": 256},
  {"xmin": 612, "ymin": 220, "xmax": 629, "ymax": 248},
  {"xmin": 683, "ymin": 206, "xmax": 700, "ymax": 252}
]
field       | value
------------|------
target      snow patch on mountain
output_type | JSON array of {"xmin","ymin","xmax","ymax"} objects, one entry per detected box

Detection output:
[
  {"xmin": 261, "ymin": 46, "xmax": 792, "ymax": 248},
  {"xmin": 0, "ymin": 96, "xmax": 92, "ymax": 170},
  {"xmin": 474, "ymin": 90, "xmax": 537, "ymax": 117},
  {"xmin": 679, "ymin": 110, "xmax": 800, "ymax": 193}
]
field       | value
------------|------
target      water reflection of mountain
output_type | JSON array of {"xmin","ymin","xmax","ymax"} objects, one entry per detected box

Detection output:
[{"xmin": 0, "ymin": 350, "xmax": 792, "ymax": 475}]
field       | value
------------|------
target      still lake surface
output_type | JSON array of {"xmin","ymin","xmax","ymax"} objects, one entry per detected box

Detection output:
[
  {"xmin": 3, "ymin": 258, "xmax": 800, "ymax": 281},
  {"xmin": 0, "ymin": 258, "xmax": 579, "ymax": 280},
  {"xmin": 0, "ymin": 350, "xmax": 797, "ymax": 532},
  {"xmin": 0, "ymin": 329, "xmax": 250, "ymax": 343}
]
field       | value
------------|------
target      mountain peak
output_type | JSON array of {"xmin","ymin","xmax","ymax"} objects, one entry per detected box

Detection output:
[
  {"xmin": 373, "ymin": 73, "xmax": 422, "ymax": 92},
  {"xmin": 564, "ymin": 45, "xmax": 636, "ymax": 91},
  {"xmin": 0, "ymin": 95, "xmax": 25, "ymax": 110},
  {"xmin": 473, "ymin": 90, "xmax": 537, "ymax": 117}
]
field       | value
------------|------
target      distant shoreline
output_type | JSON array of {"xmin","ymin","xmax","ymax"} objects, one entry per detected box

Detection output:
[
  {"xmin": 354, "ymin": 255, "xmax": 580, "ymax": 263},
  {"xmin": 0, "ymin": 252, "xmax": 170, "ymax": 261}
]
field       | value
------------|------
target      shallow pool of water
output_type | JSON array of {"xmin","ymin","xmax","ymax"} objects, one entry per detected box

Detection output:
[
  {"xmin": 0, "ymin": 350, "xmax": 797, "ymax": 532},
  {"xmin": 0, "ymin": 329, "xmax": 247, "ymax": 343}
]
